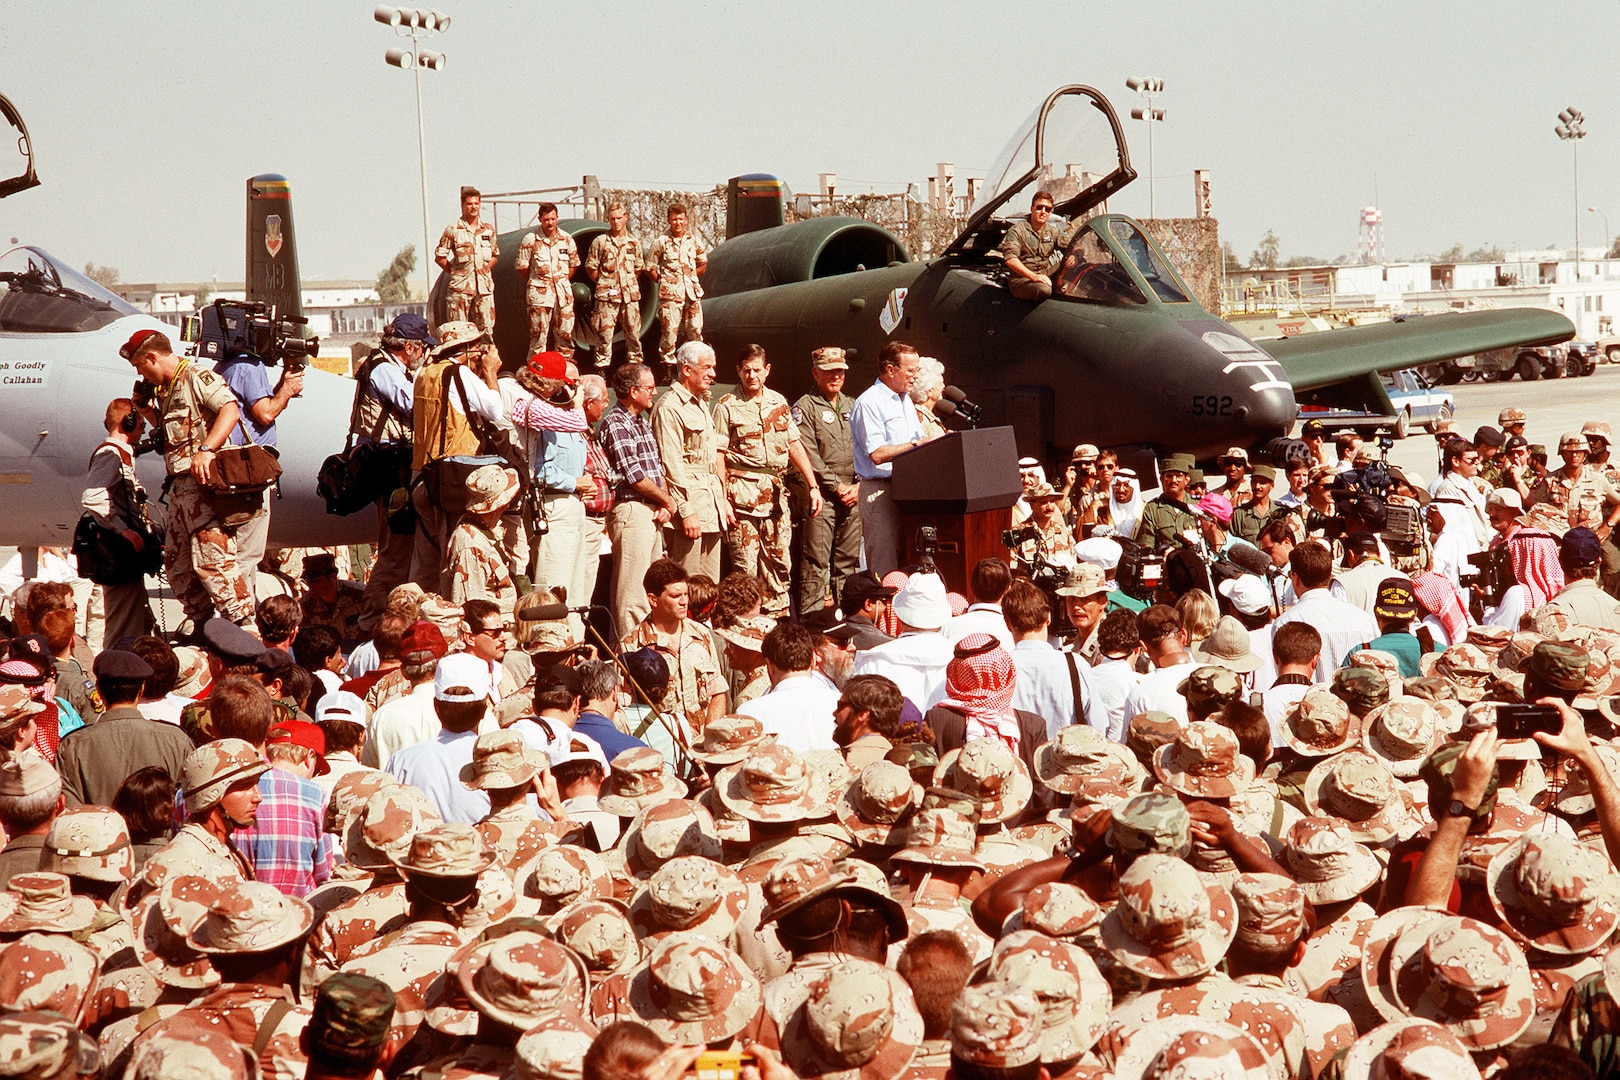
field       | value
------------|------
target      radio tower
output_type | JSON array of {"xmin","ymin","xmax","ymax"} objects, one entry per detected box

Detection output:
[{"xmin": 1358, "ymin": 205, "xmax": 1385, "ymax": 264}]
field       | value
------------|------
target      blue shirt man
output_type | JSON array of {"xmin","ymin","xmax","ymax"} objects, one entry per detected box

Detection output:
[
  {"xmin": 849, "ymin": 343, "xmax": 930, "ymax": 576},
  {"xmin": 573, "ymin": 710, "xmax": 648, "ymax": 761},
  {"xmin": 217, "ymin": 356, "xmax": 303, "ymax": 448}
]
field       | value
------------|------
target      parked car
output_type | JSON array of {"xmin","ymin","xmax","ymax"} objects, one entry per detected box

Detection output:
[{"xmin": 1296, "ymin": 368, "xmax": 1453, "ymax": 439}]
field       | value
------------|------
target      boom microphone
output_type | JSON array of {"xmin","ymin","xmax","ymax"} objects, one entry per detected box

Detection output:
[{"xmin": 517, "ymin": 603, "xmax": 595, "ymax": 622}]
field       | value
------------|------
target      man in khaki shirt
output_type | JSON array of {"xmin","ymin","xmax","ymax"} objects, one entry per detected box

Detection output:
[{"xmin": 651, "ymin": 341, "xmax": 730, "ymax": 579}]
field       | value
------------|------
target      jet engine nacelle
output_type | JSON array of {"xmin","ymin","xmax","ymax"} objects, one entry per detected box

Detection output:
[{"xmin": 703, "ymin": 217, "xmax": 911, "ymax": 299}]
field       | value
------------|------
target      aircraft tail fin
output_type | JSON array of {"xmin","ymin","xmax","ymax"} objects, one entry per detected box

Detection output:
[
  {"xmin": 246, "ymin": 174, "xmax": 303, "ymax": 320},
  {"xmin": 725, "ymin": 174, "xmax": 785, "ymax": 239}
]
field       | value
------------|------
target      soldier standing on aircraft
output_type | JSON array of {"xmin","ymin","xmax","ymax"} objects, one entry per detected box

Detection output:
[
  {"xmin": 121, "ymin": 329, "xmax": 259, "ymax": 630},
  {"xmin": 584, "ymin": 202, "xmax": 645, "ymax": 368},
  {"xmin": 792, "ymin": 347, "xmax": 862, "ymax": 612},
  {"xmin": 712, "ymin": 345, "xmax": 823, "ymax": 617},
  {"xmin": 435, "ymin": 186, "xmax": 499, "ymax": 331},
  {"xmin": 998, "ymin": 190, "xmax": 1061, "ymax": 301},
  {"xmin": 649, "ymin": 203, "xmax": 707, "ymax": 378},
  {"xmin": 513, "ymin": 202, "xmax": 580, "ymax": 358},
  {"xmin": 1135, "ymin": 454, "xmax": 1199, "ymax": 551},
  {"xmin": 652, "ymin": 341, "xmax": 730, "ymax": 580}
]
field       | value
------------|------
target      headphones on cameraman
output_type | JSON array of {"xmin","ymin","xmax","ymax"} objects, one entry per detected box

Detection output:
[{"xmin": 119, "ymin": 408, "xmax": 139, "ymax": 435}]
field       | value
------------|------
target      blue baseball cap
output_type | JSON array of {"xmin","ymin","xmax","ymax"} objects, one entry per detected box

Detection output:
[
  {"xmin": 1562, "ymin": 526, "xmax": 1603, "ymax": 567},
  {"xmin": 385, "ymin": 313, "xmax": 438, "ymax": 347}
]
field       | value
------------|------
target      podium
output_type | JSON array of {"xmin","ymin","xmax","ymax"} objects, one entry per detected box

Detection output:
[{"xmin": 891, "ymin": 427, "xmax": 1021, "ymax": 593}]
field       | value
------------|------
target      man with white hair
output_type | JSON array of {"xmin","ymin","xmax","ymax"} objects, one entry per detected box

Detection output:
[
  {"xmin": 851, "ymin": 572, "xmax": 955, "ymax": 710},
  {"xmin": 652, "ymin": 341, "xmax": 731, "ymax": 580},
  {"xmin": 851, "ymin": 341, "xmax": 936, "ymax": 576},
  {"xmin": 575, "ymin": 372, "xmax": 613, "ymax": 622}
]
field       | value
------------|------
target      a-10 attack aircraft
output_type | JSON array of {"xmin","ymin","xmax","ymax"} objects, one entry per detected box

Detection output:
[{"xmin": 0, "ymin": 84, "xmax": 1573, "ymax": 549}]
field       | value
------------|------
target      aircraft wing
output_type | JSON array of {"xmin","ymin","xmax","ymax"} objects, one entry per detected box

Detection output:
[{"xmin": 1264, "ymin": 308, "xmax": 1574, "ymax": 391}]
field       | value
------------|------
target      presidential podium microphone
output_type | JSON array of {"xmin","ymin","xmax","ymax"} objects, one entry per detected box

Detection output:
[{"xmin": 940, "ymin": 385, "xmax": 981, "ymax": 427}]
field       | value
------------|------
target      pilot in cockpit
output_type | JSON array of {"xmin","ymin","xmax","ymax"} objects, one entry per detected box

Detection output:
[{"xmin": 997, "ymin": 191, "xmax": 1062, "ymax": 301}]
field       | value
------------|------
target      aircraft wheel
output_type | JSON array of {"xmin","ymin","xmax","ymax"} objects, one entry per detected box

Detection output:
[{"xmin": 1516, "ymin": 355, "xmax": 1540, "ymax": 381}]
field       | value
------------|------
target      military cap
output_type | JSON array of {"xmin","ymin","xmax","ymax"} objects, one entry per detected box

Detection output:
[
  {"xmin": 1100, "ymin": 853, "xmax": 1236, "ymax": 979},
  {"xmin": 0, "ymin": 873, "xmax": 95, "ymax": 934},
  {"xmin": 715, "ymin": 743, "xmax": 833, "ymax": 823},
  {"xmin": 0, "ymin": 687, "xmax": 43, "ymax": 730},
  {"xmin": 0, "ymin": 751, "xmax": 57, "ymax": 800},
  {"xmin": 1526, "ymin": 640, "xmax": 1589, "ymax": 697},
  {"xmin": 455, "ymin": 930, "xmax": 590, "ymax": 1031},
  {"xmin": 186, "ymin": 880, "xmax": 314, "ymax": 954},
  {"xmin": 544, "ymin": 898, "xmax": 638, "ymax": 978},
  {"xmin": 1230, "ymin": 872, "xmax": 1308, "ymax": 951},
  {"xmin": 90, "ymin": 648, "xmax": 152, "ymax": 682},
  {"xmin": 0, "ymin": 934, "xmax": 99, "ymax": 1022},
  {"xmin": 309, "ymin": 971, "xmax": 395, "ymax": 1061},
  {"xmin": 1373, "ymin": 579, "xmax": 1419, "ymax": 621},
  {"xmin": 181, "ymin": 738, "xmax": 268, "ymax": 815},
  {"xmin": 1110, "ymin": 1017, "xmax": 1272, "ymax": 1080},
  {"xmin": 811, "ymin": 346, "xmax": 849, "ymax": 371},
  {"xmin": 0, "ymin": 1012, "xmax": 99, "ymax": 1080},
  {"xmin": 1282, "ymin": 688, "xmax": 1356, "ymax": 757},
  {"xmin": 1053, "ymin": 563, "xmax": 1108, "ymax": 599},
  {"xmin": 1004, "ymin": 882, "xmax": 1104, "ymax": 939},
  {"xmin": 343, "ymin": 782, "xmax": 437, "ymax": 869},
  {"xmin": 885, "ymin": 741, "xmax": 940, "ymax": 787},
  {"xmin": 391, "ymin": 822, "xmax": 497, "ymax": 879},
  {"xmin": 1250, "ymin": 463, "xmax": 1277, "ymax": 482},
  {"xmin": 255, "ymin": 648, "xmax": 297, "ymax": 681},
  {"xmin": 1485, "ymin": 832, "xmax": 1619, "ymax": 956},
  {"xmin": 1564, "ymin": 526, "xmax": 1604, "ymax": 567},
  {"xmin": 41, "ymin": 806, "xmax": 132, "ymax": 884},
  {"xmin": 779, "ymin": 959, "xmax": 924, "ymax": 1080},
  {"xmin": 1529, "ymin": 442, "xmax": 1549, "ymax": 458},
  {"xmin": 1305, "ymin": 751, "xmax": 1423, "ymax": 843},
  {"xmin": 1473, "ymin": 425, "xmax": 1505, "ymax": 448},
  {"xmin": 932, "ymin": 738, "xmax": 1034, "ymax": 824},
  {"xmin": 1332, "ymin": 665, "xmax": 1390, "ymax": 717},
  {"xmin": 614, "ymin": 799, "xmax": 723, "ymax": 878},
  {"xmin": 950, "ymin": 981, "xmax": 1044, "ymax": 1069},
  {"xmin": 626, "ymin": 932, "xmax": 762, "ymax": 1043},
  {"xmin": 986, "ymin": 931, "xmax": 1110, "ymax": 1062},
  {"xmin": 599, "ymin": 747, "xmax": 689, "ymax": 818},
  {"xmin": 1186, "ymin": 468, "xmax": 1205, "ymax": 486},
  {"xmin": 1032, "ymin": 726, "xmax": 1143, "ymax": 795},
  {"xmin": 1107, "ymin": 792, "xmax": 1191, "ymax": 859},
  {"xmin": 1177, "ymin": 664, "xmax": 1245, "ymax": 710},
  {"xmin": 1362, "ymin": 699, "xmax": 1440, "ymax": 777},
  {"xmin": 430, "ymin": 320, "xmax": 488, "ymax": 357},
  {"xmin": 297, "ymin": 552, "xmax": 339, "ymax": 581},
  {"xmin": 1376, "ymin": 914, "xmax": 1535, "ymax": 1050},
  {"xmin": 514, "ymin": 1014, "xmax": 600, "ymax": 1080},
  {"xmin": 1340, "ymin": 1019, "xmax": 1479, "ymax": 1080},
  {"xmin": 759, "ymin": 853, "xmax": 907, "ymax": 942},
  {"xmin": 1504, "ymin": 434, "xmax": 1528, "ymax": 452},
  {"xmin": 1418, "ymin": 742, "xmax": 1498, "ymax": 826},
  {"xmin": 1152, "ymin": 721, "xmax": 1253, "ymax": 799},
  {"xmin": 199, "ymin": 617, "xmax": 265, "ymax": 664},
  {"xmin": 1159, "ymin": 454, "xmax": 1195, "ymax": 477},
  {"xmin": 629, "ymin": 855, "xmax": 748, "ymax": 943},
  {"xmin": 891, "ymin": 807, "xmax": 984, "ymax": 870},
  {"xmin": 460, "ymin": 729, "xmax": 548, "ymax": 791},
  {"xmin": 836, "ymin": 760, "xmax": 923, "ymax": 846},
  {"xmin": 1124, "ymin": 711, "xmax": 1182, "ymax": 762},
  {"xmin": 1280, "ymin": 816, "xmax": 1381, "ymax": 905}
]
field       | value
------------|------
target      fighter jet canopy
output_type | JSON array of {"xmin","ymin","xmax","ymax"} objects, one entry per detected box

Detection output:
[{"xmin": 0, "ymin": 246, "xmax": 137, "ymax": 333}]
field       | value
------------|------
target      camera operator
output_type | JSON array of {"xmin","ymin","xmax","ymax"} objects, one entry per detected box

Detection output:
[
  {"xmin": 353, "ymin": 313, "xmax": 437, "ymax": 631},
  {"xmin": 1478, "ymin": 488, "xmax": 1562, "ymax": 629},
  {"xmin": 120, "ymin": 329, "xmax": 259, "ymax": 630},
  {"xmin": 80, "ymin": 398, "xmax": 157, "ymax": 645},
  {"xmin": 215, "ymin": 322, "xmax": 304, "ymax": 589}
]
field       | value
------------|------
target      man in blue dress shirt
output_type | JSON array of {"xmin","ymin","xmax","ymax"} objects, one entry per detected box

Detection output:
[{"xmin": 850, "ymin": 341, "xmax": 937, "ymax": 576}]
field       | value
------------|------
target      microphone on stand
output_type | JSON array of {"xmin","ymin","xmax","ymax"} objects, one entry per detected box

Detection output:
[{"xmin": 941, "ymin": 385, "xmax": 981, "ymax": 426}]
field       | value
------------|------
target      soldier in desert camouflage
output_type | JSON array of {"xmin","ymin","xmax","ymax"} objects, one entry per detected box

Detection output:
[
  {"xmin": 515, "ymin": 201, "xmax": 582, "ymax": 357},
  {"xmin": 648, "ymin": 203, "xmax": 707, "ymax": 375},
  {"xmin": 585, "ymin": 202, "xmax": 645, "ymax": 367},
  {"xmin": 435, "ymin": 186, "xmax": 499, "ymax": 331}
]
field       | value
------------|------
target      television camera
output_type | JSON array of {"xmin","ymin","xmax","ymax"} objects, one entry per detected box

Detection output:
[{"xmin": 185, "ymin": 299, "xmax": 319, "ymax": 374}]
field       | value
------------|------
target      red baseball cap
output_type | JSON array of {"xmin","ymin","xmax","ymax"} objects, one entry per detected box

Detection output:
[
  {"xmin": 267, "ymin": 719, "xmax": 329, "ymax": 776},
  {"xmin": 400, "ymin": 619, "xmax": 448, "ymax": 661},
  {"xmin": 526, "ymin": 351, "xmax": 573, "ymax": 383},
  {"xmin": 119, "ymin": 329, "xmax": 160, "ymax": 361}
]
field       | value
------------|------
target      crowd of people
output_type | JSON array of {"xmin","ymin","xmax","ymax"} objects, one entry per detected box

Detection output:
[{"xmin": 11, "ymin": 188, "xmax": 1620, "ymax": 1079}]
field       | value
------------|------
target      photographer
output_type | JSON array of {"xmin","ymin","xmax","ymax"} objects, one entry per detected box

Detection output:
[
  {"xmin": 120, "ymin": 329, "xmax": 259, "ymax": 630},
  {"xmin": 216, "ymin": 322, "xmax": 305, "ymax": 589},
  {"xmin": 353, "ymin": 313, "xmax": 437, "ymax": 631},
  {"xmin": 80, "ymin": 398, "xmax": 157, "ymax": 645},
  {"xmin": 1009, "ymin": 483, "xmax": 1074, "ymax": 575}
]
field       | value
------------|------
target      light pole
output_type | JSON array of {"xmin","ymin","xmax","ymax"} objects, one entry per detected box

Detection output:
[
  {"xmin": 375, "ymin": 5, "xmax": 449, "ymax": 302},
  {"xmin": 1556, "ymin": 107, "xmax": 1585, "ymax": 279},
  {"xmin": 1589, "ymin": 206, "xmax": 1609, "ymax": 261},
  {"xmin": 1126, "ymin": 77, "xmax": 1165, "ymax": 219}
]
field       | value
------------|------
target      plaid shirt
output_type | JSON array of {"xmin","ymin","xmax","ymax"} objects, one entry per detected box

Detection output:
[
  {"xmin": 600, "ymin": 402, "xmax": 663, "ymax": 502},
  {"xmin": 233, "ymin": 767, "xmax": 335, "ymax": 898},
  {"xmin": 583, "ymin": 428, "xmax": 615, "ymax": 516}
]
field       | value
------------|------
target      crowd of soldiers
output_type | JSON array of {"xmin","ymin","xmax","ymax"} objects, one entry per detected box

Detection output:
[{"xmin": 15, "ymin": 186, "xmax": 1620, "ymax": 1080}]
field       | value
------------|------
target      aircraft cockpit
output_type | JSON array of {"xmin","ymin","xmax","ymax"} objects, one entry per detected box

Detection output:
[
  {"xmin": 1054, "ymin": 216, "xmax": 1191, "ymax": 306},
  {"xmin": 0, "ymin": 246, "xmax": 138, "ymax": 334}
]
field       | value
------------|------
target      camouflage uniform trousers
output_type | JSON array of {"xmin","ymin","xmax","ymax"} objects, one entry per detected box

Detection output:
[
  {"xmin": 446, "ymin": 289, "xmax": 495, "ymax": 332},
  {"xmin": 796, "ymin": 489, "xmax": 861, "ymax": 613},
  {"xmin": 527, "ymin": 292, "xmax": 576, "ymax": 359},
  {"xmin": 590, "ymin": 297, "xmax": 643, "ymax": 364},
  {"xmin": 724, "ymin": 479, "xmax": 792, "ymax": 616},
  {"xmin": 656, "ymin": 298, "xmax": 703, "ymax": 367},
  {"xmin": 164, "ymin": 473, "xmax": 257, "ymax": 627}
]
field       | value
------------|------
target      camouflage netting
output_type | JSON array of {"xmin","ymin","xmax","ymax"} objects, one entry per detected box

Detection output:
[{"xmin": 1143, "ymin": 218, "xmax": 1221, "ymax": 313}]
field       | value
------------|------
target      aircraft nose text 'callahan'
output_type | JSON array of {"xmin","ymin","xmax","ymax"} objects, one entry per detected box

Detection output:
[{"xmin": 1199, "ymin": 328, "xmax": 1296, "ymax": 442}]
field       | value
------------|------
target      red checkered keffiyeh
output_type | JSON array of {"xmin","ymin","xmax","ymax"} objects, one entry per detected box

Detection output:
[
  {"xmin": 0, "ymin": 660, "xmax": 57, "ymax": 760},
  {"xmin": 876, "ymin": 571, "xmax": 909, "ymax": 637},
  {"xmin": 1412, "ymin": 571, "xmax": 1470, "ymax": 645},
  {"xmin": 1504, "ymin": 530, "xmax": 1565, "ymax": 609},
  {"xmin": 938, "ymin": 633, "xmax": 1019, "ymax": 750},
  {"xmin": 947, "ymin": 592, "xmax": 970, "ymax": 617}
]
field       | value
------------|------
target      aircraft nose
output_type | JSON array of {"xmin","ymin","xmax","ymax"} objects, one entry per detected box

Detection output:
[
  {"xmin": 1198, "ymin": 328, "xmax": 1296, "ymax": 441},
  {"xmin": 1234, "ymin": 380, "xmax": 1296, "ymax": 440}
]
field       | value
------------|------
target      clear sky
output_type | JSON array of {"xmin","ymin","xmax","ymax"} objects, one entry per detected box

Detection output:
[{"xmin": 5, "ymin": 1, "xmax": 1618, "ymax": 283}]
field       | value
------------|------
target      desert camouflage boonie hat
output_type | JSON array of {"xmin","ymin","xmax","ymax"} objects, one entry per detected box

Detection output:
[
  {"xmin": 460, "ymin": 728, "xmax": 548, "ymax": 791},
  {"xmin": 710, "ymin": 614, "xmax": 775, "ymax": 654},
  {"xmin": 456, "ymin": 930, "xmax": 591, "ymax": 1032},
  {"xmin": 1362, "ymin": 699, "xmax": 1440, "ymax": 777},
  {"xmin": 628, "ymin": 855, "xmax": 748, "ymax": 943},
  {"xmin": 1425, "ymin": 644, "xmax": 1493, "ymax": 702},
  {"xmin": 133, "ymin": 878, "xmax": 219, "ymax": 990},
  {"xmin": 1100, "ymin": 853, "xmax": 1237, "ymax": 980},
  {"xmin": 1107, "ymin": 792, "xmax": 1192, "ymax": 860},
  {"xmin": 950, "ymin": 980, "xmax": 1044, "ymax": 1069},
  {"xmin": 514, "ymin": 1013, "xmax": 600, "ymax": 1080},
  {"xmin": 0, "ymin": 1011, "xmax": 99, "ymax": 1080},
  {"xmin": 0, "ymin": 686, "xmax": 43, "ymax": 729},
  {"xmin": 1177, "ymin": 665, "xmax": 1244, "ymax": 713},
  {"xmin": 41, "ymin": 806, "xmax": 133, "ymax": 884},
  {"xmin": 1340, "ymin": 1018, "xmax": 1480, "ymax": 1080},
  {"xmin": 310, "ymin": 972, "xmax": 396, "ymax": 1061},
  {"xmin": 1348, "ymin": 648, "xmax": 1405, "ymax": 699},
  {"xmin": 430, "ymin": 319, "xmax": 487, "ymax": 356},
  {"xmin": 615, "ymin": 798, "xmax": 723, "ymax": 878},
  {"xmin": 779, "ymin": 959, "xmax": 924, "ymax": 1080},
  {"xmin": 1383, "ymin": 915, "xmax": 1536, "ymax": 1050},
  {"xmin": 1152, "ymin": 721, "xmax": 1254, "ymax": 800},
  {"xmin": 0, "ymin": 934, "xmax": 99, "ymax": 1023},
  {"xmin": 1555, "ymin": 741, "xmax": 1620, "ymax": 815},
  {"xmin": 126, "ymin": 1018, "xmax": 249, "ymax": 1080},
  {"xmin": 545, "ymin": 898, "xmax": 639, "ymax": 978},
  {"xmin": 1034, "ymin": 726, "xmax": 1143, "ymax": 794},
  {"xmin": 716, "ymin": 743, "xmax": 834, "ymax": 824},
  {"xmin": 1304, "ymin": 750, "xmax": 1421, "ymax": 843},
  {"xmin": 1280, "ymin": 817, "xmax": 1381, "ymax": 906},
  {"xmin": 891, "ymin": 807, "xmax": 985, "ymax": 870},
  {"xmin": 1230, "ymin": 873, "xmax": 1308, "ymax": 952},
  {"xmin": 626, "ymin": 931, "xmax": 763, "ymax": 1044},
  {"xmin": 987, "ymin": 930, "xmax": 1111, "ymax": 1062},
  {"xmin": 391, "ymin": 822, "xmax": 497, "ymax": 879},
  {"xmin": 1418, "ymin": 743, "xmax": 1499, "ymax": 826},
  {"xmin": 1125, "ymin": 711, "xmax": 1182, "ymax": 762},
  {"xmin": 687, "ymin": 713, "xmax": 774, "ymax": 766},
  {"xmin": 519, "ymin": 846, "xmax": 615, "ymax": 913},
  {"xmin": 1110, "ymin": 1017, "xmax": 1272, "ymax": 1080},
  {"xmin": 1332, "ymin": 665, "xmax": 1390, "ymax": 717},
  {"xmin": 1002, "ymin": 882, "xmax": 1104, "ymax": 940},
  {"xmin": 598, "ymin": 747, "xmax": 688, "ymax": 818},
  {"xmin": 186, "ymin": 880, "xmax": 314, "ymax": 955},
  {"xmin": 1485, "ymin": 833, "xmax": 1620, "ymax": 956},
  {"xmin": 323, "ymin": 767, "xmax": 397, "ymax": 834},
  {"xmin": 836, "ymin": 760, "xmax": 924, "ymax": 846},
  {"xmin": 181, "ymin": 738, "xmax": 268, "ymax": 815},
  {"xmin": 932, "ymin": 738, "xmax": 1034, "ymax": 824},
  {"xmin": 0, "ymin": 873, "xmax": 96, "ymax": 934},
  {"xmin": 346, "ymin": 783, "xmax": 441, "ymax": 870},
  {"xmin": 1282, "ymin": 688, "xmax": 1356, "ymax": 757}
]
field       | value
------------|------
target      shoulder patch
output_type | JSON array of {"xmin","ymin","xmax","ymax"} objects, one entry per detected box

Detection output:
[{"xmin": 791, "ymin": 406, "xmax": 804, "ymax": 425}]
